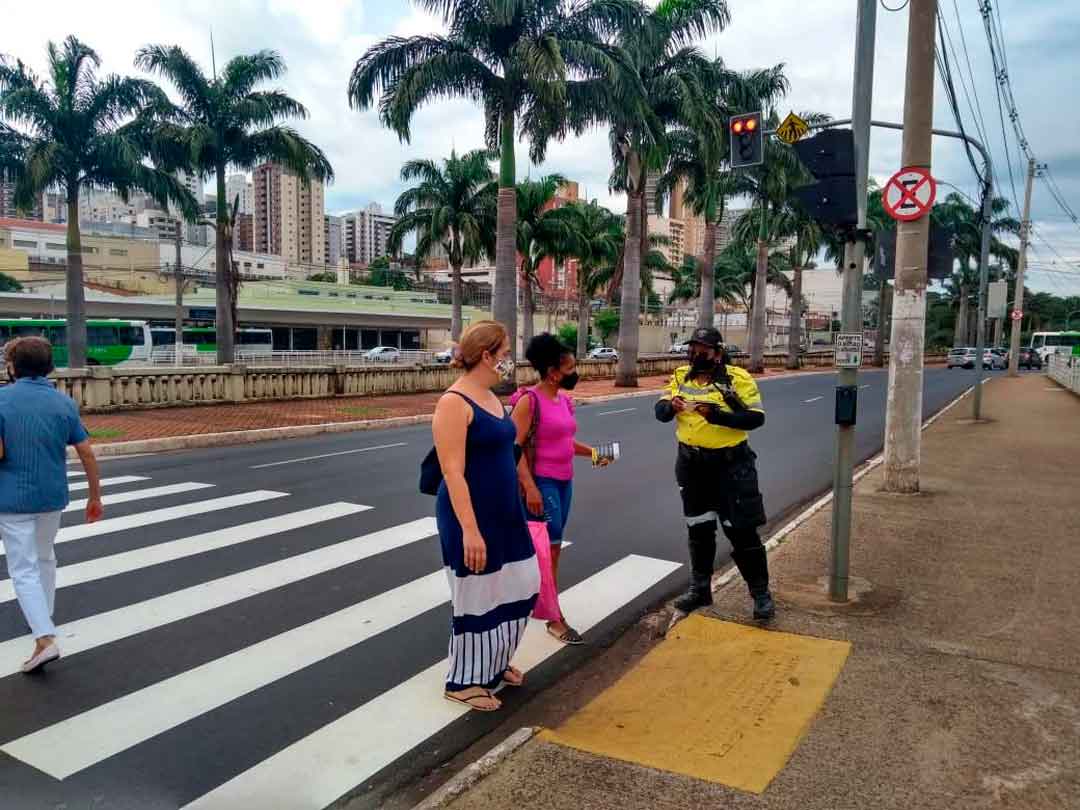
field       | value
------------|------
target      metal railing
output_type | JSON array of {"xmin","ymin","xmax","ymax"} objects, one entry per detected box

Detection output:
[
  {"xmin": 140, "ymin": 349, "xmax": 436, "ymax": 367},
  {"xmin": 1047, "ymin": 354, "xmax": 1080, "ymax": 394}
]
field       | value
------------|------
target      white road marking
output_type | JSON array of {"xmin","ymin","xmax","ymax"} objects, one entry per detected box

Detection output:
[
  {"xmin": 597, "ymin": 408, "xmax": 637, "ymax": 416},
  {"xmin": 69, "ymin": 476, "xmax": 149, "ymax": 491},
  {"xmin": 66, "ymin": 469, "xmax": 85, "ymax": 478},
  {"xmin": 250, "ymin": 443, "xmax": 408, "ymax": 469},
  {"xmin": 804, "ymin": 396, "xmax": 825, "ymax": 403},
  {"xmin": 0, "ymin": 517, "xmax": 436, "ymax": 679},
  {"xmin": 0, "ymin": 503, "xmax": 371, "ymax": 604},
  {"xmin": 64, "ymin": 482, "xmax": 214, "ymax": 513},
  {"xmin": 180, "ymin": 554, "xmax": 682, "ymax": 810}
]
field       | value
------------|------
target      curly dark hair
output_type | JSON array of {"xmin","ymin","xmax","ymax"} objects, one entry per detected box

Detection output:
[{"xmin": 525, "ymin": 332, "xmax": 573, "ymax": 377}]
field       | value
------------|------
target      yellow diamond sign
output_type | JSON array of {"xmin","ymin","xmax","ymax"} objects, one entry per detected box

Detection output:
[{"xmin": 777, "ymin": 111, "xmax": 810, "ymax": 145}]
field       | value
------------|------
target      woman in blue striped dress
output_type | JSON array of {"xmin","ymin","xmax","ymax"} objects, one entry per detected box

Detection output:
[{"xmin": 433, "ymin": 321, "xmax": 540, "ymax": 711}]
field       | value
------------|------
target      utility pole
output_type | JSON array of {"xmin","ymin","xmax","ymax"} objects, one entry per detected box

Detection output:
[
  {"xmin": 972, "ymin": 177, "xmax": 995, "ymax": 419},
  {"xmin": 174, "ymin": 221, "xmax": 184, "ymax": 364},
  {"xmin": 829, "ymin": 0, "xmax": 876, "ymax": 602},
  {"xmin": 1007, "ymin": 158, "xmax": 1036, "ymax": 376},
  {"xmin": 883, "ymin": 0, "xmax": 938, "ymax": 493}
]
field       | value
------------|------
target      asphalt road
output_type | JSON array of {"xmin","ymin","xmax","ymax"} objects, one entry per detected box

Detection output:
[{"xmin": 0, "ymin": 367, "xmax": 988, "ymax": 809}]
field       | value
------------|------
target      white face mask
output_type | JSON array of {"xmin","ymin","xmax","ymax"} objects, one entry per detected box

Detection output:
[{"xmin": 494, "ymin": 356, "xmax": 515, "ymax": 381}]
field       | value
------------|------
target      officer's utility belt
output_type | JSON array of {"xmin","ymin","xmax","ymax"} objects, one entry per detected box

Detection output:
[{"xmin": 678, "ymin": 441, "xmax": 753, "ymax": 463}]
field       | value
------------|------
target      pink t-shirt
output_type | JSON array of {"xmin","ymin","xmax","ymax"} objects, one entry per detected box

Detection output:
[{"xmin": 527, "ymin": 389, "xmax": 577, "ymax": 481}]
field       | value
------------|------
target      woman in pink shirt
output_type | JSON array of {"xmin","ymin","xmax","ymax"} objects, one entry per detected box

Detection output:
[{"xmin": 511, "ymin": 333, "xmax": 601, "ymax": 645}]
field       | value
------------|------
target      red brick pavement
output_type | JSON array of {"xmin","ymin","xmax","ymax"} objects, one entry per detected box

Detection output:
[{"xmin": 81, "ymin": 369, "xmax": 814, "ymax": 444}]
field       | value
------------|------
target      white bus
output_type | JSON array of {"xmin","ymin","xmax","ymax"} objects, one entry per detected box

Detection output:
[
  {"xmin": 149, "ymin": 327, "xmax": 274, "ymax": 359},
  {"xmin": 1029, "ymin": 331, "xmax": 1080, "ymax": 363}
]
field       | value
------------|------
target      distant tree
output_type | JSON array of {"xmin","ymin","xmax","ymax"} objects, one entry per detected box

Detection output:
[
  {"xmin": 557, "ymin": 322, "xmax": 578, "ymax": 352},
  {"xmin": 594, "ymin": 307, "xmax": 620, "ymax": 346},
  {"xmin": 0, "ymin": 272, "xmax": 22, "ymax": 292},
  {"xmin": 307, "ymin": 271, "xmax": 337, "ymax": 283}
]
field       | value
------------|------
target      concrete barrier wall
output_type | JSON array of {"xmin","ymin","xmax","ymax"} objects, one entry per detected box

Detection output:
[
  {"xmin": 1047, "ymin": 354, "xmax": 1080, "ymax": 394},
  {"xmin": 42, "ymin": 352, "xmax": 945, "ymax": 412}
]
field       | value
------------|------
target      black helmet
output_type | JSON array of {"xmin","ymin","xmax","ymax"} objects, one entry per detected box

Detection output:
[{"xmin": 688, "ymin": 327, "xmax": 723, "ymax": 349}]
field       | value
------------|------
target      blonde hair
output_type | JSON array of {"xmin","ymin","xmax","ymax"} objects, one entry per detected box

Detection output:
[{"xmin": 452, "ymin": 320, "xmax": 508, "ymax": 370}]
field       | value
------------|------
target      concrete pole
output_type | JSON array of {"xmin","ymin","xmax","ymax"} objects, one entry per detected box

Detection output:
[
  {"xmin": 174, "ymin": 221, "xmax": 184, "ymax": 364},
  {"xmin": 1007, "ymin": 158, "xmax": 1036, "ymax": 376},
  {"xmin": 883, "ymin": 0, "xmax": 937, "ymax": 493},
  {"xmin": 829, "ymin": 0, "xmax": 877, "ymax": 603},
  {"xmin": 972, "ymin": 180, "xmax": 995, "ymax": 419}
]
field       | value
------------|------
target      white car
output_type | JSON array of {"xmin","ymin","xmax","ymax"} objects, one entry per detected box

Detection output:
[
  {"xmin": 669, "ymin": 342, "xmax": 689, "ymax": 355},
  {"xmin": 364, "ymin": 346, "xmax": 401, "ymax": 363},
  {"xmin": 587, "ymin": 347, "xmax": 618, "ymax": 361},
  {"xmin": 433, "ymin": 348, "xmax": 454, "ymax": 364}
]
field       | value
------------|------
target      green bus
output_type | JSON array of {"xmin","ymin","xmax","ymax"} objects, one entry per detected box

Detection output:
[{"xmin": 0, "ymin": 318, "xmax": 152, "ymax": 367}]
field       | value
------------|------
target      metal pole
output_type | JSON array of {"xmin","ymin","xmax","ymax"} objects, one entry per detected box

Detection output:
[
  {"xmin": 829, "ymin": 0, "xmax": 877, "ymax": 603},
  {"xmin": 1007, "ymin": 158, "xmax": 1036, "ymax": 376},
  {"xmin": 175, "ymin": 222, "xmax": 184, "ymax": 364},
  {"xmin": 883, "ymin": 0, "xmax": 938, "ymax": 494},
  {"xmin": 972, "ymin": 178, "xmax": 994, "ymax": 419}
]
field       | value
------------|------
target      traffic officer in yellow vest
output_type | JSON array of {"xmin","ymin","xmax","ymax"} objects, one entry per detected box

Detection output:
[{"xmin": 655, "ymin": 327, "xmax": 774, "ymax": 620}]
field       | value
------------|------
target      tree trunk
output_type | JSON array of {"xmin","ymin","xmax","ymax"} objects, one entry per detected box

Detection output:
[
  {"xmin": 874, "ymin": 278, "xmax": 889, "ymax": 366},
  {"xmin": 748, "ymin": 201, "xmax": 769, "ymax": 373},
  {"xmin": 993, "ymin": 316, "xmax": 1003, "ymax": 347},
  {"xmin": 450, "ymin": 259, "xmax": 464, "ymax": 342},
  {"xmin": 698, "ymin": 219, "xmax": 717, "ymax": 329},
  {"xmin": 954, "ymin": 284, "xmax": 968, "ymax": 347},
  {"xmin": 522, "ymin": 261, "xmax": 535, "ymax": 346},
  {"xmin": 577, "ymin": 280, "xmax": 590, "ymax": 358},
  {"xmin": 786, "ymin": 265, "xmax": 803, "ymax": 370},
  {"xmin": 493, "ymin": 108, "xmax": 518, "ymax": 359},
  {"xmin": 215, "ymin": 163, "xmax": 235, "ymax": 364},
  {"xmin": 65, "ymin": 188, "xmax": 87, "ymax": 368},
  {"xmin": 615, "ymin": 189, "xmax": 643, "ymax": 387}
]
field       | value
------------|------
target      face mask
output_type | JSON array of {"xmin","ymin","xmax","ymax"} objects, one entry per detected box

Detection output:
[
  {"xmin": 494, "ymin": 356, "xmax": 515, "ymax": 381},
  {"xmin": 559, "ymin": 371, "xmax": 580, "ymax": 391},
  {"xmin": 690, "ymin": 353, "xmax": 717, "ymax": 375}
]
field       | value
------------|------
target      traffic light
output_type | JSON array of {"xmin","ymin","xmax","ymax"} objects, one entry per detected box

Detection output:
[
  {"xmin": 730, "ymin": 112, "xmax": 763, "ymax": 169},
  {"xmin": 790, "ymin": 128, "xmax": 857, "ymax": 228}
]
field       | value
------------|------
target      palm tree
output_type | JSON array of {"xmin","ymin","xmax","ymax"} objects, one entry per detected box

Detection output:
[
  {"xmin": 348, "ymin": 0, "xmax": 638, "ymax": 358},
  {"xmin": 714, "ymin": 240, "xmax": 793, "ymax": 344},
  {"xmin": 553, "ymin": 199, "xmax": 623, "ymax": 357},
  {"xmin": 604, "ymin": 1, "xmax": 732, "ymax": 385},
  {"xmin": 136, "ymin": 45, "xmax": 333, "ymax": 363},
  {"xmin": 0, "ymin": 38, "xmax": 197, "ymax": 367},
  {"xmin": 388, "ymin": 149, "xmax": 497, "ymax": 341},
  {"xmin": 515, "ymin": 174, "xmax": 572, "ymax": 345},
  {"xmin": 771, "ymin": 208, "xmax": 822, "ymax": 369}
]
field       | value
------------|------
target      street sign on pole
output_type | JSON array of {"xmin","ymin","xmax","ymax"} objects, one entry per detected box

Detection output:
[
  {"xmin": 777, "ymin": 112, "xmax": 810, "ymax": 145},
  {"xmin": 834, "ymin": 333, "xmax": 863, "ymax": 368},
  {"xmin": 987, "ymin": 279, "xmax": 1007, "ymax": 319},
  {"xmin": 1011, "ymin": 309, "xmax": 1023, "ymax": 321},
  {"xmin": 883, "ymin": 166, "xmax": 937, "ymax": 222}
]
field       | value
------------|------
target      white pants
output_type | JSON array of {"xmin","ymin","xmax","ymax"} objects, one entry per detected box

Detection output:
[{"xmin": 0, "ymin": 511, "xmax": 63, "ymax": 639}]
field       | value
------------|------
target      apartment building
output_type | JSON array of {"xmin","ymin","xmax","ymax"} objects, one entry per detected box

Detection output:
[
  {"xmin": 253, "ymin": 163, "xmax": 326, "ymax": 270},
  {"xmin": 226, "ymin": 174, "xmax": 254, "ymax": 215},
  {"xmin": 341, "ymin": 203, "xmax": 396, "ymax": 267},
  {"xmin": 324, "ymin": 214, "xmax": 343, "ymax": 267},
  {"xmin": 0, "ymin": 169, "xmax": 43, "ymax": 221}
]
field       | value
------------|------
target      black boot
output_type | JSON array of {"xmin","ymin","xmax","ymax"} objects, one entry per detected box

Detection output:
[
  {"xmin": 731, "ymin": 543, "xmax": 774, "ymax": 620},
  {"xmin": 675, "ymin": 520, "xmax": 718, "ymax": 613}
]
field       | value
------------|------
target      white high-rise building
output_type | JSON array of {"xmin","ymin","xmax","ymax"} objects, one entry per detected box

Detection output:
[
  {"xmin": 226, "ymin": 174, "xmax": 254, "ymax": 215},
  {"xmin": 341, "ymin": 203, "xmax": 397, "ymax": 267},
  {"xmin": 176, "ymin": 170, "xmax": 205, "ymax": 207}
]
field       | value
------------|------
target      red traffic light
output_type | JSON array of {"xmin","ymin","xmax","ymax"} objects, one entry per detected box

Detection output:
[
  {"xmin": 732, "ymin": 120, "xmax": 744, "ymax": 134},
  {"xmin": 746, "ymin": 117, "xmax": 757, "ymax": 132}
]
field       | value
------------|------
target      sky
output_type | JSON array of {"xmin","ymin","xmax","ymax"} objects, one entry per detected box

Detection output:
[{"xmin": 2, "ymin": 0, "xmax": 1078, "ymax": 295}]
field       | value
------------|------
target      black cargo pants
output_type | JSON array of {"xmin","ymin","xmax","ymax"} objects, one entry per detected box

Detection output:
[{"xmin": 675, "ymin": 441, "xmax": 770, "ymax": 596}]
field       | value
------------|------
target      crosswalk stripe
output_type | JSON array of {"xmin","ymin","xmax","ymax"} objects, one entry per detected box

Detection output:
[
  {"xmin": 68, "ymin": 476, "xmax": 149, "ymax": 492},
  {"xmin": 64, "ymin": 482, "xmax": 214, "ymax": 513},
  {"xmin": 67, "ymin": 470, "xmax": 85, "ymax": 478},
  {"xmin": 181, "ymin": 554, "xmax": 682, "ymax": 810},
  {"xmin": 3, "ymin": 568, "xmax": 449, "ymax": 779},
  {"xmin": 0, "ymin": 503, "xmax": 371, "ymax": 604},
  {"xmin": 0, "ymin": 517, "xmax": 437, "ymax": 679}
]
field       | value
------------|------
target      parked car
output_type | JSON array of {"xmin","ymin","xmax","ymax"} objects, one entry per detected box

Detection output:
[
  {"xmin": 1015, "ymin": 347, "xmax": 1043, "ymax": 370},
  {"xmin": 364, "ymin": 346, "xmax": 401, "ymax": 363},
  {"xmin": 669, "ymin": 341, "xmax": 689, "ymax": 355},
  {"xmin": 986, "ymin": 349, "xmax": 1006, "ymax": 370},
  {"xmin": 587, "ymin": 347, "xmax": 618, "ymax": 361},
  {"xmin": 724, "ymin": 343, "xmax": 742, "ymax": 355},
  {"xmin": 947, "ymin": 348, "xmax": 977, "ymax": 369},
  {"xmin": 433, "ymin": 348, "xmax": 454, "ymax": 364}
]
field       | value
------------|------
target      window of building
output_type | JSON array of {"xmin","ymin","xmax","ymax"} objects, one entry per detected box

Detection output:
[
  {"xmin": 109, "ymin": 248, "xmax": 128, "ymax": 257},
  {"xmin": 13, "ymin": 239, "xmax": 38, "ymax": 249},
  {"xmin": 46, "ymin": 243, "xmax": 66, "ymax": 251}
]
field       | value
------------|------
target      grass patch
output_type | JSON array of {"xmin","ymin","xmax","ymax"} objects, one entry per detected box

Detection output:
[
  {"xmin": 337, "ymin": 406, "xmax": 391, "ymax": 420},
  {"xmin": 89, "ymin": 428, "xmax": 126, "ymax": 440}
]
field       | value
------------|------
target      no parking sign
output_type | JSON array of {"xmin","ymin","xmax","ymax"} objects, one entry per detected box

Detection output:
[{"xmin": 883, "ymin": 167, "xmax": 937, "ymax": 222}]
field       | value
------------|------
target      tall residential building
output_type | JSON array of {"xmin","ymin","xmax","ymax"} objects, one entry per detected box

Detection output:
[
  {"xmin": 0, "ymin": 170, "xmax": 43, "ymax": 220},
  {"xmin": 324, "ymin": 214, "xmax": 343, "ymax": 266},
  {"xmin": 235, "ymin": 213, "xmax": 254, "ymax": 253},
  {"xmin": 342, "ymin": 203, "xmax": 397, "ymax": 267},
  {"xmin": 176, "ymin": 170, "xmax": 205, "ymax": 208},
  {"xmin": 253, "ymin": 162, "xmax": 326, "ymax": 269},
  {"xmin": 226, "ymin": 174, "xmax": 254, "ymax": 215}
]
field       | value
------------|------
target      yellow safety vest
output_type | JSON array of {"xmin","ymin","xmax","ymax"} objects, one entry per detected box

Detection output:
[{"xmin": 662, "ymin": 365, "xmax": 764, "ymax": 449}]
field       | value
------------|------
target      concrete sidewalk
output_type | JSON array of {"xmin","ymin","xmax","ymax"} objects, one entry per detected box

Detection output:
[{"xmin": 423, "ymin": 373, "xmax": 1080, "ymax": 810}]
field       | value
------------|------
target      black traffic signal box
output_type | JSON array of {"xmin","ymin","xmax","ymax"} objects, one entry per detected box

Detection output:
[
  {"xmin": 791, "ymin": 128, "xmax": 857, "ymax": 228},
  {"xmin": 730, "ymin": 112, "xmax": 763, "ymax": 169}
]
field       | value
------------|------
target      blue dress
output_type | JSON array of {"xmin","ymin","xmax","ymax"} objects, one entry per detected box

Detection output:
[{"xmin": 436, "ymin": 393, "xmax": 540, "ymax": 692}]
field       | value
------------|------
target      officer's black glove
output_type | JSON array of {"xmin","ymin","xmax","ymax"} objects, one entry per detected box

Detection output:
[
  {"xmin": 695, "ymin": 403, "xmax": 726, "ymax": 425},
  {"xmin": 655, "ymin": 399, "xmax": 676, "ymax": 423},
  {"xmin": 722, "ymin": 390, "xmax": 747, "ymax": 411}
]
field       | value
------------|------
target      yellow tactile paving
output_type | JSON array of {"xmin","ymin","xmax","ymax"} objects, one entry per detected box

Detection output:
[{"xmin": 540, "ymin": 615, "xmax": 851, "ymax": 794}]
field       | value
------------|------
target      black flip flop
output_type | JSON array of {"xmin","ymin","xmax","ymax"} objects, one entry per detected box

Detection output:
[{"xmin": 546, "ymin": 623, "xmax": 584, "ymax": 645}]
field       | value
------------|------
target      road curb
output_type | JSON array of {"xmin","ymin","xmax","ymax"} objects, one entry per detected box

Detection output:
[{"xmin": 409, "ymin": 727, "xmax": 539, "ymax": 810}]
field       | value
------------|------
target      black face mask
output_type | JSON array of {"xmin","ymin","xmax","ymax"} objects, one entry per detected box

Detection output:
[
  {"xmin": 559, "ymin": 371, "xmax": 580, "ymax": 390},
  {"xmin": 689, "ymin": 353, "xmax": 717, "ymax": 375}
]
